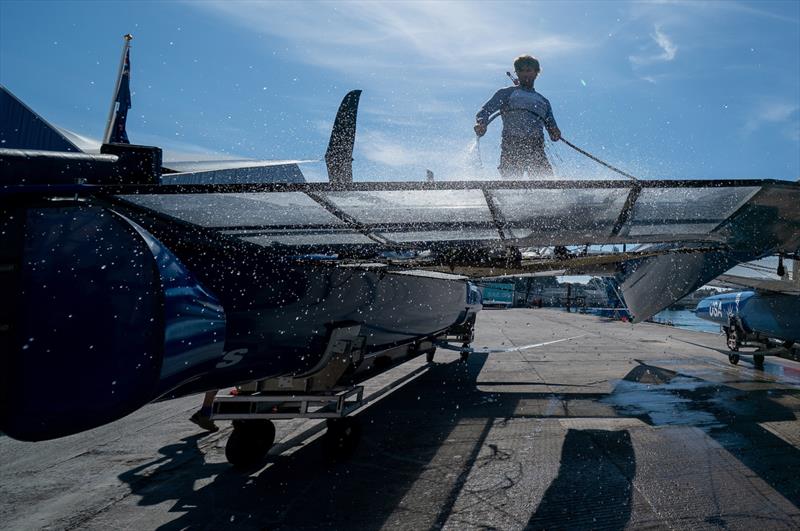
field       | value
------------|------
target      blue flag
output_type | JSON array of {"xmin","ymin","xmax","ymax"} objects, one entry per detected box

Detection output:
[{"xmin": 109, "ymin": 48, "xmax": 131, "ymax": 144}]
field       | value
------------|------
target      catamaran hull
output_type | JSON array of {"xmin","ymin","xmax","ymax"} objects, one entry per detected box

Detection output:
[{"xmin": 695, "ymin": 291, "xmax": 800, "ymax": 343}]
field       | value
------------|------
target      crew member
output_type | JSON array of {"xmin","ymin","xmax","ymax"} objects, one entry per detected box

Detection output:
[{"xmin": 474, "ymin": 55, "xmax": 561, "ymax": 178}]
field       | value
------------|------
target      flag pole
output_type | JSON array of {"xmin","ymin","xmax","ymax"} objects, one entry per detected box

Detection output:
[{"xmin": 103, "ymin": 34, "xmax": 133, "ymax": 144}]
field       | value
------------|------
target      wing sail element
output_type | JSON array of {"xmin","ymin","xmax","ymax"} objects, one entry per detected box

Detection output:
[
  {"xmin": 109, "ymin": 179, "xmax": 800, "ymax": 322},
  {"xmin": 325, "ymin": 89, "xmax": 362, "ymax": 186},
  {"xmin": 711, "ymin": 274, "xmax": 800, "ymax": 296},
  {"xmin": 112, "ymin": 179, "xmax": 795, "ymax": 248},
  {"xmin": 709, "ymin": 257, "xmax": 800, "ymax": 295},
  {"xmin": 161, "ymin": 159, "xmax": 308, "ymax": 184}
]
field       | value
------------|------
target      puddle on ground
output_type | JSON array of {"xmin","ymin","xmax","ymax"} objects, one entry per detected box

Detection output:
[
  {"xmin": 599, "ymin": 362, "xmax": 781, "ymax": 432},
  {"xmin": 605, "ymin": 376, "xmax": 725, "ymax": 431},
  {"xmin": 759, "ymin": 360, "xmax": 800, "ymax": 382}
]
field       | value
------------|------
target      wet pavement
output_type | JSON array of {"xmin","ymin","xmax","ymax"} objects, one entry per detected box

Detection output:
[{"xmin": 2, "ymin": 308, "xmax": 800, "ymax": 530}]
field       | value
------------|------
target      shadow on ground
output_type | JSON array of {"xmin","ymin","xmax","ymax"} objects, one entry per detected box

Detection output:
[
  {"xmin": 527, "ymin": 429, "xmax": 634, "ymax": 530},
  {"xmin": 117, "ymin": 354, "xmax": 800, "ymax": 530}
]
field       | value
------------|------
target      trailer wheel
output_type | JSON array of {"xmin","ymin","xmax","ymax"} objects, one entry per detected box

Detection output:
[
  {"xmin": 753, "ymin": 353, "xmax": 765, "ymax": 369},
  {"xmin": 725, "ymin": 327, "xmax": 740, "ymax": 352},
  {"xmin": 728, "ymin": 353, "xmax": 740, "ymax": 365},
  {"xmin": 324, "ymin": 417, "xmax": 361, "ymax": 460},
  {"xmin": 225, "ymin": 419, "xmax": 275, "ymax": 468}
]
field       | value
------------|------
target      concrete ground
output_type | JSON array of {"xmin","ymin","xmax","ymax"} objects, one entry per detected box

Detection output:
[{"xmin": 2, "ymin": 308, "xmax": 800, "ymax": 530}]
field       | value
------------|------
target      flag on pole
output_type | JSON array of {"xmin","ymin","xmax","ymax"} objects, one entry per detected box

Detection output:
[{"xmin": 109, "ymin": 48, "xmax": 131, "ymax": 144}]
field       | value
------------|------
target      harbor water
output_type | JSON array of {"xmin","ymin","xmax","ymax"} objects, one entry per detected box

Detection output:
[{"xmin": 651, "ymin": 309, "xmax": 721, "ymax": 334}]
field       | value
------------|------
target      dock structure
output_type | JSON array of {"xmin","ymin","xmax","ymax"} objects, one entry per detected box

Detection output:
[{"xmin": 2, "ymin": 308, "xmax": 800, "ymax": 529}]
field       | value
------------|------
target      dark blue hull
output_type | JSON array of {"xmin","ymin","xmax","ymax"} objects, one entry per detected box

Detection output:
[{"xmin": 695, "ymin": 291, "xmax": 800, "ymax": 343}]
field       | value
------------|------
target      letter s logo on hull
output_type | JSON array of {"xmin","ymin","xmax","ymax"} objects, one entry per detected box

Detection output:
[{"xmin": 216, "ymin": 348, "xmax": 248, "ymax": 368}]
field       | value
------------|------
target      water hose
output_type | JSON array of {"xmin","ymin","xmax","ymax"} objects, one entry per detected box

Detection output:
[{"xmin": 479, "ymin": 109, "xmax": 640, "ymax": 181}]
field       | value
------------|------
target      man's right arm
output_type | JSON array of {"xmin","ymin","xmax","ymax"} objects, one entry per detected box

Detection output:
[{"xmin": 474, "ymin": 89, "xmax": 507, "ymax": 136}]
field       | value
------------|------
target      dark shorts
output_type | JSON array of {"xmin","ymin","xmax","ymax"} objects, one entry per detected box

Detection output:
[{"xmin": 499, "ymin": 135, "xmax": 552, "ymax": 178}]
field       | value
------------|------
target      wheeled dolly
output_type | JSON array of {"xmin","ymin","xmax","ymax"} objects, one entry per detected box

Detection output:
[
  {"xmin": 725, "ymin": 320, "xmax": 767, "ymax": 369},
  {"xmin": 441, "ymin": 314, "xmax": 476, "ymax": 363},
  {"xmin": 213, "ymin": 386, "xmax": 365, "ymax": 467},
  {"xmin": 415, "ymin": 316, "xmax": 475, "ymax": 364}
]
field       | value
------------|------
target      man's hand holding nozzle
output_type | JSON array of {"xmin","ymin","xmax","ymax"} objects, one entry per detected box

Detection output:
[{"xmin": 474, "ymin": 122, "xmax": 487, "ymax": 137}]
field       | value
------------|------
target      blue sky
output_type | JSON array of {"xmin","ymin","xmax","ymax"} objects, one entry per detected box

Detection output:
[{"xmin": 1, "ymin": 0, "xmax": 798, "ymax": 182}]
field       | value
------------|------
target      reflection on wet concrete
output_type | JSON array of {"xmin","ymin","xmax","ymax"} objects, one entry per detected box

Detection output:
[
  {"xmin": 760, "ymin": 359, "xmax": 800, "ymax": 381},
  {"xmin": 671, "ymin": 337, "xmax": 800, "ymax": 382},
  {"xmin": 527, "ymin": 429, "xmax": 634, "ymax": 530},
  {"xmin": 607, "ymin": 360, "xmax": 800, "ymax": 506},
  {"xmin": 604, "ymin": 363, "xmax": 726, "ymax": 430}
]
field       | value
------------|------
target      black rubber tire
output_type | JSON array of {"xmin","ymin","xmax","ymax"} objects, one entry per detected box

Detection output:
[
  {"xmin": 728, "ymin": 353, "xmax": 740, "ymax": 365},
  {"xmin": 324, "ymin": 417, "xmax": 361, "ymax": 460},
  {"xmin": 225, "ymin": 419, "xmax": 276, "ymax": 468},
  {"xmin": 726, "ymin": 327, "xmax": 740, "ymax": 352},
  {"xmin": 753, "ymin": 353, "xmax": 765, "ymax": 369}
]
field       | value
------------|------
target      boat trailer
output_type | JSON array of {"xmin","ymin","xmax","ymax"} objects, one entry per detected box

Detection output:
[{"xmin": 211, "ymin": 317, "xmax": 477, "ymax": 467}]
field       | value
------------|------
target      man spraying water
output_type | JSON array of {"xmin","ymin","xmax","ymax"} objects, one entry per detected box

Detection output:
[{"xmin": 474, "ymin": 55, "xmax": 561, "ymax": 178}]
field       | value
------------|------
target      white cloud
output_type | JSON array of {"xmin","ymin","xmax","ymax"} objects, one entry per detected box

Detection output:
[
  {"xmin": 653, "ymin": 27, "xmax": 678, "ymax": 60},
  {"xmin": 312, "ymin": 119, "xmax": 333, "ymax": 137},
  {"xmin": 187, "ymin": 1, "xmax": 592, "ymax": 176},
  {"xmin": 761, "ymin": 103, "xmax": 799, "ymax": 123},
  {"xmin": 785, "ymin": 123, "xmax": 800, "ymax": 142},
  {"xmin": 357, "ymin": 129, "xmax": 450, "ymax": 167},
  {"xmin": 742, "ymin": 101, "xmax": 800, "ymax": 140},
  {"xmin": 629, "ymin": 25, "xmax": 678, "ymax": 66},
  {"xmin": 357, "ymin": 130, "xmax": 414, "ymax": 167},
  {"xmin": 638, "ymin": 1, "xmax": 799, "ymax": 25},
  {"xmin": 191, "ymin": 1, "xmax": 587, "ymax": 80},
  {"xmin": 353, "ymin": 127, "xmax": 489, "ymax": 180}
]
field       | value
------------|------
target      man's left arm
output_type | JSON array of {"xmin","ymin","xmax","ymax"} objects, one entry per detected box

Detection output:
[{"xmin": 544, "ymin": 100, "xmax": 561, "ymax": 141}]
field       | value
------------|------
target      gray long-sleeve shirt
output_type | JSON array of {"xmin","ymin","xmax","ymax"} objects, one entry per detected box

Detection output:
[{"xmin": 476, "ymin": 86, "xmax": 557, "ymax": 139}]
